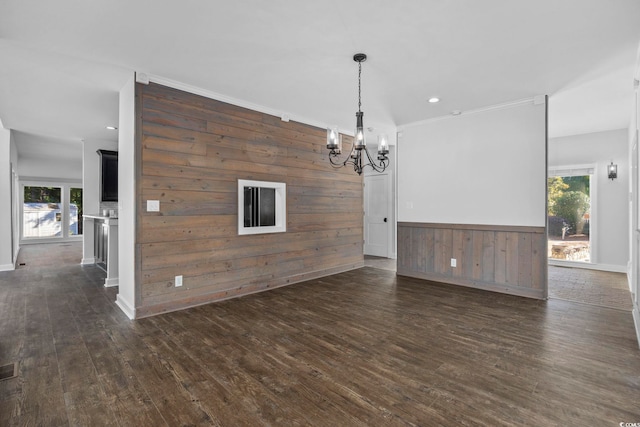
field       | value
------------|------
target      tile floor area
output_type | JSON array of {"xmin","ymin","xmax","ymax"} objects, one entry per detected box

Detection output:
[{"xmin": 548, "ymin": 265, "xmax": 631, "ymax": 311}]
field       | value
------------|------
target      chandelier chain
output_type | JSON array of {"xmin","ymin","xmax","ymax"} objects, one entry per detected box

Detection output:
[{"xmin": 358, "ymin": 61, "xmax": 362, "ymax": 113}]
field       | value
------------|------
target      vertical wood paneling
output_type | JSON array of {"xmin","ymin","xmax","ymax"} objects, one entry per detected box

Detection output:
[
  {"xmin": 433, "ymin": 229, "xmax": 451, "ymax": 275},
  {"xmin": 397, "ymin": 223, "xmax": 547, "ymax": 299},
  {"xmin": 461, "ymin": 230, "xmax": 474, "ymax": 279},
  {"xmin": 494, "ymin": 232, "xmax": 507, "ymax": 284},
  {"xmin": 452, "ymin": 230, "xmax": 464, "ymax": 278},
  {"xmin": 414, "ymin": 229, "xmax": 430, "ymax": 272},
  {"xmin": 481, "ymin": 231, "xmax": 495, "ymax": 283},
  {"xmin": 471, "ymin": 230, "xmax": 484, "ymax": 281},
  {"xmin": 397, "ymin": 226, "xmax": 409, "ymax": 270},
  {"xmin": 424, "ymin": 228, "xmax": 435, "ymax": 273},
  {"xmin": 135, "ymin": 83, "xmax": 364, "ymax": 316},
  {"xmin": 518, "ymin": 234, "xmax": 533, "ymax": 288},
  {"xmin": 531, "ymin": 233, "xmax": 546, "ymax": 293},
  {"xmin": 505, "ymin": 233, "xmax": 519, "ymax": 285}
]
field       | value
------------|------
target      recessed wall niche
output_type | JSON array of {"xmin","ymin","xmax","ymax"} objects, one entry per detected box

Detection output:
[{"xmin": 237, "ymin": 179, "xmax": 286, "ymax": 235}]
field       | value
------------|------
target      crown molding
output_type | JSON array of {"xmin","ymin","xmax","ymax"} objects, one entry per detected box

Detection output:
[{"xmin": 142, "ymin": 73, "xmax": 332, "ymax": 132}]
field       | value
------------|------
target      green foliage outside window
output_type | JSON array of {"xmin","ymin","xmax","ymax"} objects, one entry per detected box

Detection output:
[
  {"xmin": 71, "ymin": 188, "xmax": 83, "ymax": 235},
  {"xmin": 24, "ymin": 186, "xmax": 61, "ymax": 203},
  {"xmin": 547, "ymin": 176, "xmax": 590, "ymax": 236}
]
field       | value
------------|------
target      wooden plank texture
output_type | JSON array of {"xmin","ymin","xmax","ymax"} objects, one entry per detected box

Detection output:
[
  {"xmin": 397, "ymin": 222, "xmax": 547, "ymax": 299},
  {"xmin": 2, "ymin": 242, "xmax": 637, "ymax": 426},
  {"xmin": 135, "ymin": 82, "xmax": 364, "ymax": 315}
]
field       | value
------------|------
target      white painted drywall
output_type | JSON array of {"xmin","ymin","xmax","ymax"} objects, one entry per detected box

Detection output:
[
  {"xmin": 0, "ymin": 126, "xmax": 13, "ymax": 270},
  {"xmin": 10, "ymin": 131, "xmax": 19, "ymax": 265},
  {"xmin": 18, "ymin": 156, "xmax": 82, "ymax": 181},
  {"xmin": 81, "ymin": 138, "xmax": 118, "ymax": 264},
  {"xmin": 398, "ymin": 100, "xmax": 547, "ymax": 227},
  {"xmin": 115, "ymin": 74, "xmax": 136, "ymax": 319},
  {"xmin": 631, "ymin": 53, "xmax": 640, "ymax": 348},
  {"xmin": 549, "ymin": 129, "xmax": 629, "ymax": 268}
]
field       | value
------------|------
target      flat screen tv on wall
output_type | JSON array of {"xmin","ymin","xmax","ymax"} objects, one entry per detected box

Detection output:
[{"xmin": 97, "ymin": 150, "xmax": 118, "ymax": 202}]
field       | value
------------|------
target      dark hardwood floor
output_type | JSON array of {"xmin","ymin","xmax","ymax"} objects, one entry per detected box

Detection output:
[{"xmin": 1, "ymin": 243, "xmax": 640, "ymax": 426}]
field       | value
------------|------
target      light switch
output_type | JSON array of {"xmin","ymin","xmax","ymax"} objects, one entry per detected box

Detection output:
[{"xmin": 147, "ymin": 200, "xmax": 160, "ymax": 212}]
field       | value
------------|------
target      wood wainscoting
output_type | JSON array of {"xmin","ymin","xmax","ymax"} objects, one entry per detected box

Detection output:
[
  {"xmin": 397, "ymin": 222, "xmax": 547, "ymax": 299},
  {"xmin": 134, "ymin": 82, "xmax": 364, "ymax": 317}
]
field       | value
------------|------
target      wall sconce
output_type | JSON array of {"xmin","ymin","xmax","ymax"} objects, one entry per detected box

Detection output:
[{"xmin": 608, "ymin": 162, "xmax": 618, "ymax": 180}]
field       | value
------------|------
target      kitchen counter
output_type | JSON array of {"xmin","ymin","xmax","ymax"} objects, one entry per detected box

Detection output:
[
  {"xmin": 84, "ymin": 213, "xmax": 119, "ymax": 224},
  {"xmin": 84, "ymin": 214, "xmax": 119, "ymax": 287}
]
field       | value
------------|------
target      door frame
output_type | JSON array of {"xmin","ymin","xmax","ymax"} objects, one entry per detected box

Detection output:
[
  {"xmin": 364, "ymin": 172, "xmax": 392, "ymax": 258},
  {"xmin": 363, "ymin": 144, "xmax": 397, "ymax": 259}
]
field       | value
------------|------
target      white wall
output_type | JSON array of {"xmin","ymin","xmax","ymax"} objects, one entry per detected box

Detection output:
[
  {"xmin": 0, "ymin": 125, "xmax": 13, "ymax": 270},
  {"xmin": 115, "ymin": 74, "xmax": 136, "ymax": 319},
  {"xmin": 398, "ymin": 99, "xmax": 547, "ymax": 227},
  {"xmin": 549, "ymin": 129, "xmax": 629, "ymax": 269},
  {"xmin": 18, "ymin": 156, "xmax": 82, "ymax": 181},
  {"xmin": 81, "ymin": 139, "xmax": 118, "ymax": 264},
  {"xmin": 10, "ymin": 131, "xmax": 19, "ymax": 265},
  {"xmin": 630, "ymin": 53, "xmax": 640, "ymax": 347}
]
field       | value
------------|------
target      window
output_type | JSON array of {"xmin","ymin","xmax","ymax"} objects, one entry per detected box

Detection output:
[
  {"xmin": 23, "ymin": 186, "xmax": 62, "ymax": 238},
  {"xmin": 70, "ymin": 187, "xmax": 83, "ymax": 235},
  {"xmin": 238, "ymin": 179, "xmax": 286, "ymax": 235},
  {"xmin": 21, "ymin": 182, "xmax": 83, "ymax": 241},
  {"xmin": 548, "ymin": 166, "xmax": 593, "ymax": 263}
]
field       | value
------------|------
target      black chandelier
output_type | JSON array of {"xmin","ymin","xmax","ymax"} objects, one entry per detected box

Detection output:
[{"xmin": 326, "ymin": 53, "xmax": 389, "ymax": 175}]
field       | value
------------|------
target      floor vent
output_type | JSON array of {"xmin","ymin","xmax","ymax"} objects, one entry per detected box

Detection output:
[{"xmin": 0, "ymin": 363, "xmax": 17, "ymax": 381}]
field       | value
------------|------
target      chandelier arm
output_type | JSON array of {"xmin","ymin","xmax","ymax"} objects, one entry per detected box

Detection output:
[
  {"xmin": 328, "ymin": 152, "xmax": 346, "ymax": 168},
  {"xmin": 362, "ymin": 147, "xmax": 387, "ymax": 173},
  {"xmin": 328, "ymin": 138, "xmax": 358, "ymax": 169}
]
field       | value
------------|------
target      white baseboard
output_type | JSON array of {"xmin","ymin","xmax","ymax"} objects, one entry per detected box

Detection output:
[
  {"xmin": 548, "ymin": 260, "xmax": 627, "ymax": 273},
  {"xmin": 115, "ymin": 294, "xmax": 136, "ymax": 320},
  {"xmin": 20, "ymin": 236, "xmax": 82, "ymax": 245},
  {"xmin": 104, "ymin": 277, "xmax": 119, "ymax": 287},
  {"xmin": 81, "ymin": 257, "xmax": 96, "ymax": 265},
  {"xmin": 633, "ymin": 306, "xmax": 640, "ymax": 350},
  {"xmin": 0, "ymin": 263, "xmax": 15, "ymax": 272},
  {"xmin": 632, "ymin": 306, "xmax": 640, "ymax": 348}
]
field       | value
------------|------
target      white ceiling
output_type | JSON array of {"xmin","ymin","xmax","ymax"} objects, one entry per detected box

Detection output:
[{"xmin": 1, "ymin": 0, "xmax": 639, "ymax": 162}]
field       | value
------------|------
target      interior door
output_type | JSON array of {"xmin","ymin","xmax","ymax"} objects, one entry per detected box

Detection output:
[{"xmin": 364, "ymin": 173, "xmax": 390, "ymax": 257}]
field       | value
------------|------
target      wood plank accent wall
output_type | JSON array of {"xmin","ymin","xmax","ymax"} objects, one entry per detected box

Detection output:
[
  {"xmin": 397, "ymin": 222, "xmax": 547, "ymax": 299},
  {"xmin": 134, "ymin": 82, "xmax": 364, "ymax": 317}
]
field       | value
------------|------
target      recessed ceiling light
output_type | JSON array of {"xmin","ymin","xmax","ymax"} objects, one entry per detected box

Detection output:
[
  {"xmin": 106, "ymin": 126, "xmax": 118, "ymax": 130},
  {"xmin": 428, "ymin": 97, "xmax": 440, "ymax": 103}
]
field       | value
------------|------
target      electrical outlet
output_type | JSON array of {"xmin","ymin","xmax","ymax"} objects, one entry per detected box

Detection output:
[
  {"xmin": 450, "ymin": 258, "xmax": 457, "ymax": 268},
  {"xmin": 147, "ymin": 200, "xmax": 160, "ymax": 212},
  {"xmin": 175, "ymin": 275, "xmax": 183, "ymax": 287}
]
